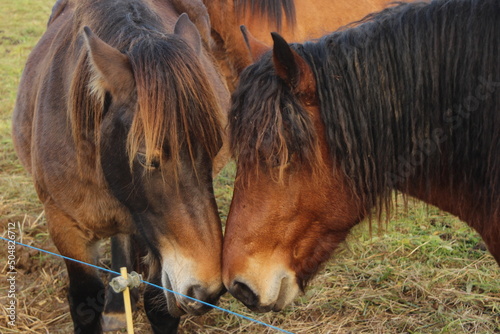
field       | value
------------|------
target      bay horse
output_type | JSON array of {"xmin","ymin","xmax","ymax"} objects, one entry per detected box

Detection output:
[
  {"xmin": 223, "ymin": 0, "xmax": 500, "ymax": 313},
  {"xmin": 12, "ymin": 0, "xmax": 229, "ymax": 332},
  {"xmin": 203, "ymin": 0, "xmax": 398, "ymax": 90}
]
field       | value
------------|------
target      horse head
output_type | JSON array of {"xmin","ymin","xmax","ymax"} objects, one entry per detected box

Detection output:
[
  {"xmin": 83, "ymin": 15, "xmax": 225, "ymax": 317},
  {"xmin": 222, "ymin": 33, "xmax": 364, "ymax": 312}
]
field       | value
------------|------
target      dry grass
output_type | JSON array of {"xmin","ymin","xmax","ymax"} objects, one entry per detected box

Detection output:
[{"xmin": 1, "ymin": 0, "xmax": 499, "ymax": 333}]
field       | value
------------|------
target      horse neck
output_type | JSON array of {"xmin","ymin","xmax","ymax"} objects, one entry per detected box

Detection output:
[
  {"xmin": 401, "ymin": 174, "xmax": 487, "ymax": 231},
  {"xmin": 308, "ymin": 0, "xmax": 500, "ymax": 218}
]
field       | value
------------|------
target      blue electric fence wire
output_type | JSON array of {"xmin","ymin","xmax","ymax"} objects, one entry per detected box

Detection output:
[{"xmin": 0, "ymin": 236, "xmax": 295, "ymax": 334}]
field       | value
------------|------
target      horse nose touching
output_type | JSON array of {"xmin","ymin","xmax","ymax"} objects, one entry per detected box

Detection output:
[{"xmin": 177, "ymin": 284, "xmax": 226, "ymax": 315}]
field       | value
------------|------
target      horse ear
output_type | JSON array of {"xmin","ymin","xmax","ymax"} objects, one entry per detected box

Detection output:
[
  {"xmin": 240, "ymin": 25, "xmax": 271, "ymax": 62},
  {"xmin": 171, "ymin": 0, "xmax": 212, "ymax": 46},
  {"xmin": 82, "ymin": 26, "xmax": 134, "ymax": 99},
  {"xmin": 174, "ymin": 13, "xmax": 202, "ymax": 55},
  {"xmin": 271, "ymin": 32, "xmax": 316, "ymax": 98}
]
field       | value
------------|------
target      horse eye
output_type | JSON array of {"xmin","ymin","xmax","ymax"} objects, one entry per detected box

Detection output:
[
  {"xmin": 270, "ymin": 154, "xmax": 292, "ymax": 169},
  {"xmin": 137, "ymin": 153, "xmax": 160, "ymax": 169},
  {"xmin": 271, "ymin": 156, "xmax": 282, "ymax": 168}
]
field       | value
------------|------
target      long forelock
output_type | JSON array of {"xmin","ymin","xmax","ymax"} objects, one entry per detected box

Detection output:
[
  {"xmin": 229, "ymin": 52, "xmax": 322, "ymax": 183},
  {"xmin": 68, "ymin": 1, "xmax": 222, "ymax": 178},
  {"xmin": 68, "ymin": 0, "xmax": 166, "ymax": 166},
  {"xmin": 126, "ymin": 36, "xmax": 223, "ymax": 175}
]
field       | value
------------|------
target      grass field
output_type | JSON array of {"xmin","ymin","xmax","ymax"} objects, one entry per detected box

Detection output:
[{"xmin": 1, "ymin": 0, "xmax": 499, "ymax": 333}]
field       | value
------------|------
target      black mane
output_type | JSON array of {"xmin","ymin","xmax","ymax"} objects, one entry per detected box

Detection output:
[{"xmin": 230, "ymin": 0, "xmax": 500, "ymax": 218}]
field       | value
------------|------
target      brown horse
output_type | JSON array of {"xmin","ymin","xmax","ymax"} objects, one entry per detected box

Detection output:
[
  {"xmin": 12, "ymin": 0, "xmax": 229, "ymax": 333},
  {"xmin": 223, "ymin": 0, "xmax": 500, "ymax": 313},
  {"xmin": 204, "ymin": 0, "xmax": 396, "ymax": 89}
]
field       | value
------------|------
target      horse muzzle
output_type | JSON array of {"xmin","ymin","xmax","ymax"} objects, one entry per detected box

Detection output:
[
  {"xmin": 163, "ymin": 272, "xmax": 225, "ymax": 316},
  {"xmin": 224, "ymin": 266, "xmax": 299, "ymax": 313},
  {"xmin": 175, "ymin": 284, "xmax": 226, "ymax": 316}
]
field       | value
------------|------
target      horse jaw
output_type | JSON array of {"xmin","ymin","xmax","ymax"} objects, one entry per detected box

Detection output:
[{"xmin": 161, "ymin": 271, "xmax": 185, "ymax": 317}]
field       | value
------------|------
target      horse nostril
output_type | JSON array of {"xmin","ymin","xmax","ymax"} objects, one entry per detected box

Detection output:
[
  {"xmin": 186, "ymin": 285, "xmax": 209, "ymax": 305},
  {"xmin": 181, "ymin": 285, "xmax": 215, "ymax": 315},
  {"xmin": 231, "ymin": 281, "xmax": 259, "ymax": 307}
]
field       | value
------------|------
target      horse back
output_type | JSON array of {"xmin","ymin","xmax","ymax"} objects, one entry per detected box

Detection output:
[
  {"xmin": 244, "ymin": 0, "xmax": 392, "ymax": 44},
  {"xmin": 12, "ymin": 1, "xmax": 74, "ymax": 173}
]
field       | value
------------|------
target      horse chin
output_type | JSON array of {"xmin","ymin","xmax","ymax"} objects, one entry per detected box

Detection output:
[{"xmin": 162, "ymin": 273, "xmax": 186, "ymax": 318}]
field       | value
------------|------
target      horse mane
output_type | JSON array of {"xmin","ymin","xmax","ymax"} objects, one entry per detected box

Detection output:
[
  {"xmin": 303, "ymin": 0, "xmax": 500, "ymax": 217},
  {"xmin": 230, "ymin": 51, "xmax": 324, "ymax": 183},
  {"xmin": 234, "ymin": 0, "xmax": 296, "ymax": 31},
  {"xmin": 68, "ymin": 0, "xmax": 222, "ymax": 175},
  {"xmin": 231, "ymin": 0, "xmax": 500, "ymax": 218}
]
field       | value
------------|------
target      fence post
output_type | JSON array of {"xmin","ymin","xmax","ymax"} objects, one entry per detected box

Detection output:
[{"xmin": 120, "ymin": 267, "xmax": 134, "ymax": 334}]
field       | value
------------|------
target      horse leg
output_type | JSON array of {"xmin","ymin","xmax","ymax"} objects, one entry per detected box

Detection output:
[
  {"xmin": 144, "ymin": 271, "xmax": 180, "ymax": 334},
  {"xmin": 102, "ymin": 234, "xmax": 140, "ymax": 331},
  {"xmin": 66, "ymin": 260, "xmax": 105, "ymax": 334},
  {"xmin": 45, "ymin": 202, "xmax": 104, "ymax": 334}
]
